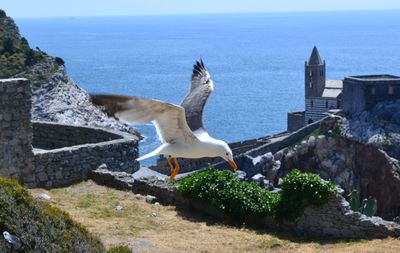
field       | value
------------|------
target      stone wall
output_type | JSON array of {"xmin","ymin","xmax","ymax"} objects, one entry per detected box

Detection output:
[
  {"xmin": 0, "ymin": 78, "xmax": 35, "ymax": 183},
  {"xmin": 0, "ymin": 77, "xmax": 139, "ymax": 189},
  {"xmin": 31, "ymin": 126, "xmax": 139, "ymax": 189},
  {"xmin": 33, "ymin": 121, "xmax": 123, "ymax": 149},
  {"xmin": 287, "ymin": 111, "xmax": 305, "ymax": 132},
  {"xmin": 90, "ymin": 169, "xmax": 400, "ymax": 239}
]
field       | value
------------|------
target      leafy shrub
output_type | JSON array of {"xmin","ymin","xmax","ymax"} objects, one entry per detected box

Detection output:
[
  {"xmin": 275, "ymin": 169, "xmax": 338, "ymax": 220},
  {"xmin": 107, "ymin": 245, "xmax": 133, "ymax": 253},
  {"xmin": 0, "ymin": 177, "xmax": 105, "ymax": 253},
  {"xmin": 178, "ymin": 169, "xmax": 337, "ymax": 221},
  {"xmin": 178, "ymin": 169, "xmax": 279, "ymax": 218},
  {"xmin": 55, "ymin": 56, "xmax": 65, "ymax": 65}
]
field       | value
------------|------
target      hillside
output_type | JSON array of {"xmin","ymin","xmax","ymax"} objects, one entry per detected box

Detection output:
[
  {"xmin": 0, "ymin": 9, "xmax": 138, "ymax": 135},
  {"xmin": 0, "ymin": 177, "xmax": 105, "ymax": 252}
]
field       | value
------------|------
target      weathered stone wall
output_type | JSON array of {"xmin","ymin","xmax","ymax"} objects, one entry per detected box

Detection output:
[
  {"xmin": 90, "ymin": 169, "xmax": 400, "ymax": 239},
  {"xmin": 32, "ymin": 127, "xmax": 139, "ymax": 189},
  {"xmin": 33, "ymin": 121, "xmax": 123, "ymax": 149},
  {"xmin": 0, "ymin": 78, "xmax": 35, "ymax": 183},
  {"xmin": 0, "ymin": 78, "xmax": 139, "ymax": 189},
  {"xmin": 287, "ymin": 111, "xmax": 305, "ymax": 132}
]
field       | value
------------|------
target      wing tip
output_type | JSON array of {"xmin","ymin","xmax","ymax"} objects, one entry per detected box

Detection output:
[{"xmin": 191, "ymin": 58, "xmax": 207, "ymax": 79}]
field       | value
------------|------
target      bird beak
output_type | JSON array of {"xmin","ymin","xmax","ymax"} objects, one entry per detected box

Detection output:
[{"xmin": 228, "ymin": 160, "xmax": 237, "ymax": 171}]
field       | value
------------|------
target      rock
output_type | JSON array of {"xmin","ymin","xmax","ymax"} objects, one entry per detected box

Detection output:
[
  {"xmin": 251, "ymin": 174, "xmax": 265, "ymax": 187},
  {"xmin": 235, "ymin": 170, "xmax": 247, "ymax": 181},
  {"xmin": 150, "ymin": 212, "xmax": 158, "ymax": 217},
  {"xmin": 145, "ymin": 195, "xmax": 157, "ymax": 204},
  {"xmin": 3, "ymin": 231, "xmax": 20, "ymax": 245},
  {"xmin": 97, "ymin": 164, "xmax": 107, "ymax": 170},
  {"xmin": 116, "ymin": 205, "xmax": 123, "ymax": 211},
  {"xmin": 37, "ymin": 193, "xmax": 51, "ymax": 201}
]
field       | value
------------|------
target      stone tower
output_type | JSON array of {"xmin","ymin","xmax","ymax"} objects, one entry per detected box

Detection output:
[
  {"xmin": 0, "ymin": 78, "xmax": 35, "ymax": 182},
  {"xmin": 305, "ymin": 46, "xmax": 326, "ymax": 98}
]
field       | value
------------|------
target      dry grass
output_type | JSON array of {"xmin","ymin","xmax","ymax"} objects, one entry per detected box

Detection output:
[{"xmin": 30, "ymin": 181, "xmax": 400, "ymax": 253}]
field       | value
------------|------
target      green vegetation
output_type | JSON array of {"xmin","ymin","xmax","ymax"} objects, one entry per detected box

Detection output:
[
  {"xmin": 0, "ymin": 10, "xmax": 46, "ymax": 78},
  {"xmin": 275, "ymin": 169, "xmax": 338, "ymax": 220},
  {"xmin": 107, "ymin": 245, "xmax": 133, "ymax": 253},
  {"xmin": 178, "ymin": 169, "xmax": 338, "ymax": 221},
  {"xmin": 348, "ymin": 190, "xmax": 378, "ymax": 217},
  {"xmin": 0, "ymin": 177, "xmax": 105, "ymax": 253}
]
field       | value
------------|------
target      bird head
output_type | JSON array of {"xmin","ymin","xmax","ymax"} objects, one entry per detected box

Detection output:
[{"xmin": 216, "ymin": 141, "xmax": 237, "ymax": 171}]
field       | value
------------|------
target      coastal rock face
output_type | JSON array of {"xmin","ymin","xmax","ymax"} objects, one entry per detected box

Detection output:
[
  {"xmin": 19, "ymin": 57, "xmax": 137, "ymax": 134},
  {"xmin": 279, "ymin": 130, "xmax": 400, "ymax": 220},
  {"xmin": 343, "ymin": 99, "xmax": 400, "ymax": 159},
  {"xmin": 0, "ymin": 9, "xmax": 138, "ymax": 135}
]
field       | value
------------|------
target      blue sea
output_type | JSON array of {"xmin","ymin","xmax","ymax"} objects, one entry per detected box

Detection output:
[{"xmin": 16, "ymin": 11, "xmax": 400, "ymax": 163}]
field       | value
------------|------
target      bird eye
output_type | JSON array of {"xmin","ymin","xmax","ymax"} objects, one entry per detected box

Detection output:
[{"xmin": 226, "ymin": 152, "xmax": 229, "ymax": 156}]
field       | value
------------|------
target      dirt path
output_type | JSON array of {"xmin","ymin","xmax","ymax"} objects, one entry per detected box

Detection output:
[{"xmin": 30, "ymin": 181, "xmax": 400, "ymax": 253}]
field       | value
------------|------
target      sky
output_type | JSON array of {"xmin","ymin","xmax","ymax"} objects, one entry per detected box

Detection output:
[{"xmin": 1, "ymin": 0, "xmax": 400, "ymax": 18}]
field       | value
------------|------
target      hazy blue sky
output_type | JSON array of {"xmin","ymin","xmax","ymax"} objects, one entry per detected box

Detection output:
[{"xmin": 1, "ymin": 0, "xmax": 400, "ymax": 18}]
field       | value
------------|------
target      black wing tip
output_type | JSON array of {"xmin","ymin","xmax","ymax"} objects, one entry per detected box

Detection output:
[{"xmin": 191, "ymin": 58, "xmax": 207, "ymax": 79}]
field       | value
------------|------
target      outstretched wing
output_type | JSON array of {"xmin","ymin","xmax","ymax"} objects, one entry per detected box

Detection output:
[
  {"xmin": 181, "ymin": 59, "xmax": 213, "ymax": 133},
  {"xmin": 91, "ymin": 94, "xmax": 197, "ymax": 144}
]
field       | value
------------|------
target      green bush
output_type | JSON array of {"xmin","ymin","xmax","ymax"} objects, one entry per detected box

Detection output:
[
  {"xmin": 178, "ymin": 169, "xmax": 337, "ymax": 221},
  {"xmin": 0, "ymin": 177, "xmax": 105, "ymax": 253},
  {"xmin": 275, "ymin": 169, "xmax": 338, "ymax": 220},
  {"xmin": 107, "ymin": 245, "xmax": 133, "ymax": 253}
]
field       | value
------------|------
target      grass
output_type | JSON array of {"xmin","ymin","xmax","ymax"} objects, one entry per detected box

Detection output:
[{"xmin": 30, "ymin": 180, "xmax": 400, "ymax": 253}]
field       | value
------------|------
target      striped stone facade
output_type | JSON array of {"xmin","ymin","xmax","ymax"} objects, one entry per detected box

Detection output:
[{"xmin": 305, "ymin": 98, "xmax": 338, "ymax": 124}]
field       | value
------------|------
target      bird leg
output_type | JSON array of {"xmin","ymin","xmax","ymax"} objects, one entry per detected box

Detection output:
[{"xmin": 168, "ymin": 157, "xmax": 180, "ymax": 182}]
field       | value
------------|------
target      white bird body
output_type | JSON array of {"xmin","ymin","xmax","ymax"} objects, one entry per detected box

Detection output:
[{"xmin": 91, "ymin": 60, "xmax": 237, "ymax": 180}]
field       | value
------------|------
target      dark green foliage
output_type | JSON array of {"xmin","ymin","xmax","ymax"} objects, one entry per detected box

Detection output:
[
  {"xmin": 275, "ymin": 169, "xmax": 338, "ymax": 220},
  {"xmin": 55, "ymin": 56, "xmax": 65, "ymax": 66},
  {"xmin": 0, "ymin": 177, "xmax": 105, "ymax": 253},
  {"xmin": 178, "ymin": 169, "xmax": 337, "ymax": 221},
  {"xmin": 107, "ymin": 245, "xmax": 133, "ymax": 253},
  {"xmin": 348, "ymin": 189, "xmax": 378, "ymax": 217},
  {"xmin": 2, "ymin": 37, "xmax": 14, "ymax": 54},
  {"xmin": 179, "ymin": 169, "xmax": 279, "ymax": 218}
]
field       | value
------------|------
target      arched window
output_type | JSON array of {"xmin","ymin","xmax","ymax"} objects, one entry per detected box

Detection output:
[
  {"xmin": 311, "ymin": 100, "xmax": 314, "ymax": 107},
  {"xmin": 325, "ymin": 100, "xmax": 329, "ymax": 108}
]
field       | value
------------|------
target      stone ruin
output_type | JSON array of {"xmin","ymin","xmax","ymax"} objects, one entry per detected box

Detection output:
[{"xmin": 0, "ymin": 78, "xmax": 139, "ymax": 188}]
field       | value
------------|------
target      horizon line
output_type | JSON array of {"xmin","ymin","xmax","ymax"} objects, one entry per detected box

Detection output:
[{"xmin": 12, "ymin": 8, "xmax": 400, "ymax": 19}]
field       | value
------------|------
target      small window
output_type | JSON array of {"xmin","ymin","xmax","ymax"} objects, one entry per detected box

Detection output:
[
  {"xmin": 371, "ymin": 87, "xmax": 376, "ymax": 95},
  {"xmin": 389, "ymin": 86, "xmax": 394, "ymax": 95},
  {"xmin": 309, "ymin": 81, "xmax": 313, "ymax": 88},
  {"xmin": 320, "ymin": 70, "xmax": 324, "ymax": 76},
  {"xmin": 309, "ymin": 71, "xmax": 312, "ymax": 77},
  {"xmin": 325, "ymin": 100, "xmax": 329, "ymax": 108},
  {"xmin": 311, "ymin": 100, "xmax": 314, "ymax": 107},
  {"xmin": 308, "ymin": 119, "xmax": 313, "ymax": 124}
]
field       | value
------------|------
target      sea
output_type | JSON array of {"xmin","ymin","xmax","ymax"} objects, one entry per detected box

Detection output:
[{"xmin": 16, "ymin": 11, "xmax": 400, "ymax": 164}]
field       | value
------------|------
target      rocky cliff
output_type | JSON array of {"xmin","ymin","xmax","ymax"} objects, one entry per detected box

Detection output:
[
  {"xmin": 343, "ymin": 99, "xmax": 400, "ymax": 160},
  {"xmin": 0, "ymin": 9, "xmax": 138, "ymax": 135}
]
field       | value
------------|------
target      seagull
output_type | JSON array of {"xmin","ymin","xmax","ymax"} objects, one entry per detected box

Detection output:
[
  {"xmin": 3, "ymin": 231, "xmax": 20, "ymax": 245},
  {"xmin": 91, "ymin": 60, "xmax": 237, "ymax": 181}
]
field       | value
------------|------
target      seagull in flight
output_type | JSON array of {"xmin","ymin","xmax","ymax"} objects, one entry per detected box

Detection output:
[{"xmin": 92, "ymin": 60, "xmax": 237, "ymax": 181}]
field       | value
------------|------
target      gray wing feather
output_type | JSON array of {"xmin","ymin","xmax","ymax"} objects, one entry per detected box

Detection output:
[
  {"xmin": 181, "ymin": 59, "xmax": 213, "ymax": 132},
  {"xmin": 91, "ymin": 94, "xmax": 197, "ymax": 144}
]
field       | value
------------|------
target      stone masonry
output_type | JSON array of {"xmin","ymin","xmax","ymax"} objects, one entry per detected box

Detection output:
[
  {"xmin": 0, "ymin": 78, "xmax": 35, "ymax": 182},
  {"xmin": 0, "ymin": 78, "xmax": 139, "ymax": 188}
]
